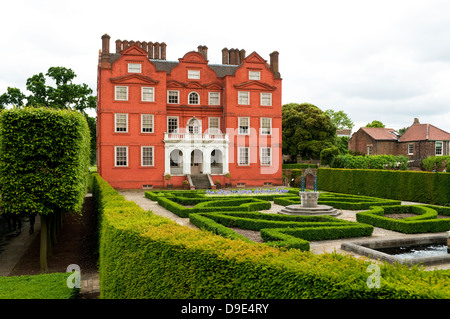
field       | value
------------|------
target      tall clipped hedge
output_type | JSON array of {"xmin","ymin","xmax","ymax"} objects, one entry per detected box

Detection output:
[
  {"xmin": 93, "ymin": 173, "xmax": 450, "ymax": 299},
  {"xmin": 317, "ymin": 168, "xmax": 450, "ymax": 206},
  {"xmin": 0, "ymin": 107, "xmax": 90, "ymax": 270}
]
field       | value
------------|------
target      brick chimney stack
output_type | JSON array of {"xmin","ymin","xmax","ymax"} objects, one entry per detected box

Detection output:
[
  {"xmin": 101, "ymin": 34, "xmax": 111, "ymax": 68},
  {"xmin": 414, "ymin": 118, "xmax": 420, "ymax": 124},
  {"xmin": 222, "ymin": 48, "xmax": 229, "ymax": 64},
  {"xmin": 270, "ymin": 51, "xmax": 280, "ymax": 78},
  {"xmin": 198, "ymin": 45, "xmax": 208, "ymax": 60}
]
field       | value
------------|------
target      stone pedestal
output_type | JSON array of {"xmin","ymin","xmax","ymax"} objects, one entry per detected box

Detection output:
[
  {"xmin": 279, "ymin": 191, "xmax": 340, "ymax": 216},
  {"xmin": 300, "ymin": 192, "xmax": 319, "ymax": 207}
]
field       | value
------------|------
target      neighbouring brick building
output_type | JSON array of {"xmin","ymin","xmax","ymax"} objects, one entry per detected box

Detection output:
[
  {"xmin": 348, "ymin": 118, "xmax": 450, "ymax": 160},
  {"xmin": 96, "ymin": 34, "xmax": 283, "ymax": 189}
]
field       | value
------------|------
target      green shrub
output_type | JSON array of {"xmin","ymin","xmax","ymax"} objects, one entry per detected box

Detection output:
[
  {"xmin": 356, "ymin": 205, "xmax": 450, "ymax": 233},
  {"xmin": 422, "ymin": 156, "xmax": 450, "ymax": 172},
  {"xmin": 0, "ymin": 273, "xmax": 79, "ymax": 299},
  {"xmin": 331, "ymin": 154, "xmax": 408, "ymax": 170},
  {"xmin": 317, "ymin": 168, "xmax": 450, "ymax": 206},
  {"xmin": 320, "ymin": 146, "xmax": 340, "ymax": 166},
  {"xmin": 93, "ymin": 174, "xmax": 450, "ymax": 299}
]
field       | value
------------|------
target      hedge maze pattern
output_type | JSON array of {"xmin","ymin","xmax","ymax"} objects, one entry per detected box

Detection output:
[{"xmin": 144, "ymin": 189, "xmax": 394, "ymax": 250}]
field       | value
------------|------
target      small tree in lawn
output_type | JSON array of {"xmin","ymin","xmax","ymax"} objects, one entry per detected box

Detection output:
[{"xmin": 0, "ymin": 107, "xmax": 90, "ymax": 271}]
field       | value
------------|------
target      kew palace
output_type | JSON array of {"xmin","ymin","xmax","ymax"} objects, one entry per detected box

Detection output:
[{"xmin": 97, "ymin": 34, "xmax": 283, "ymax": 189}]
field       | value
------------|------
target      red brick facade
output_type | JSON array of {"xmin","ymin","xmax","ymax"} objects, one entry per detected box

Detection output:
[
  {"xmin": 97, "ymin": 34, "xmax": 282, "ymax": 189},
  {"xmin": 349, "ymin": 119, "xmax": 450, "ymax": 160}
]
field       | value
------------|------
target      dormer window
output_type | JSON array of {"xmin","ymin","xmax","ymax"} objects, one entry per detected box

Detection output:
[
  {"xmin": 128, "ymin": 63, "xmax": 142, "ymax": 73},
  {"xmin": 188, "ymin": 70, "xmax": 200, "ymax": 79}
]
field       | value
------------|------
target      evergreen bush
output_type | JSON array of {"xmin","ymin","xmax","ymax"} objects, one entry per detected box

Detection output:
[{"xmin": 317, "ymin": 168, "xmax": 450, "ymax": 206}]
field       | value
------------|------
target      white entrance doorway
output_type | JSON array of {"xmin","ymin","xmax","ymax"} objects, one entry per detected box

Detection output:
[{"xmin": 190, "ymin": 149, "xmax": 203, "ymax": 174}]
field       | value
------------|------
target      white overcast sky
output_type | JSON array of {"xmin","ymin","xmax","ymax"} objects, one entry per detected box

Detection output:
[{"xmin": 1, "ymin": 0, "xmax": 450, "ymax": 133}]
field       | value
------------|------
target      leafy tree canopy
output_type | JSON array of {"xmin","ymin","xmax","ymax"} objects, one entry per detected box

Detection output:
[
  {"xmin": 324, "ymin": 109, "xmax": 354, "ymax": 130},
  {"xmin": 365, "ymin": 120, "xmax": 385, "ymax": 128},
  {"xmin": 0, "ymin": 66, "xmax": 96, "ymax": 112},
  {"xmin": 282, "ymin": 103, "xmax": 337, "ymax": 160}
]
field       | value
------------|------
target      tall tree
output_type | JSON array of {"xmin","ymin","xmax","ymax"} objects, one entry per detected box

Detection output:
[
  {"xmin": 1, "ymin": 66, "xmax": 96, "ymax": 111},
  {"xmin": 366, "ymin": 120, "xmax": 385, "ymax": 128},
  {"xmin": 324, "ymin": 109, "xmax": 354, "ymax": 130},
  {"xmin": 282, "ymin": 103, "xmax": 337, "ymax": 160},
  {"xmin": 0, "ymin": 66, "xmax": 97, "ymax": 164},
  {"xmin": 0, "ymin": 108, "xmax": 90, "ymax": 271}
]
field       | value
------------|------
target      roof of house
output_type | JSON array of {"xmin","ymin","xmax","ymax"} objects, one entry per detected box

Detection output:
[
  {"xmin": 359, "ymin": 127, "xmax": 400, "ymax": 141},
  {"xmin": 398, "ymin": 123, "xmax": 450, "ymax": 142}
]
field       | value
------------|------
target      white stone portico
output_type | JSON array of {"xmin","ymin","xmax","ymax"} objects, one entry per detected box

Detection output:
[{"xmin": 164, "ymin": 132, "xmax": 230, "ymax": 176}]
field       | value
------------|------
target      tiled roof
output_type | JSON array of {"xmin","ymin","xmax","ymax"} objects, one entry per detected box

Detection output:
[
  {"xmin": 110, "ymin": 53, "xmax": 239, "ymax": 77},
  {"xmin": 398, "ymin": 123, "xmax": 450, "ymax": 142},
  {"xmin": 360, "ymin": 127, "xmax": 400, "ymax": 141}
]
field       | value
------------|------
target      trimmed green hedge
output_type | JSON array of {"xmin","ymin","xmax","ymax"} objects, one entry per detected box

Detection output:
[
  {"xmin": 190, "ymin": 211, "xmax": 374, "ymax": 251},
  {"xmin": 147, "ymin": 191, "xmax": 273, "ymax": 217},
  {"xmin": 317, "ymin": 168, "xmax": 450, "ymax": 206},
  {"xmin": 0, "ymin": 273, "xmax": 79, "ymax": 299},
  {"xmin": 93, "ymin": 173, "xmax": 450, "ymax": 299},
  {"xmin": 356, "ymin": 205, "xmax": 450, "ymax": 233}
]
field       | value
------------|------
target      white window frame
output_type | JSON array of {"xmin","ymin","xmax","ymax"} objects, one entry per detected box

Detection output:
[
  {"xmin": 367, "ymin": 145, "xmax": 373, "ymax": 156},
  {"xmin": 208, "ymin": 117, "xmax": 220, "ymax": 134},
  {"xmin": 188, "ymin": 70, "xmax": 200, "ymax": 79},
  {"xmin": 128, "ymin": 63, "xmax": 142, "ymax": 73},
  {"xmin": 436, "ymin": 141, "xmax": 443, "ymax": 156},
  {"xmin": 114, "ymin": 146, "xmax": 128, "ymax": 167},
  {"xmin": 141, "ymin": 146, "xmax": 154, "ymax": 167},
  {"xmin": 238, "ymin": 117, "xmax": 250, "ymax": 135},
  {"xmin": 249, "ymin": 70, "xmax": 261, "ymax": 80},
  {"xmin": 260, "ymin": 118, "xmax": 272, "ymax": 135},
  {"xmin": 141, "ymin": 87, "xmax": 155, "ymax": 102},
  {"xmin": 141, "ymin": 114, "xmax": 154, "ymax": 133},
  {"xmin": 167, "ymin": 116, "xmax": 179, "ymax": 133},
  {"xmin": 260, "ymin": 93, "xmax": 272, "ymax": 106},
  {"xmin": 208, "ymin": 92, "xmax": 220, "ymax": 105},
  {"xmin": 238, "ymin": 147, "xmax": 250, "ymax": 166},
  {"xmin": 115, "ymin": 113, "xmax": 128, "ymax": 133},
  {"xmin": 115, "ymin": 86, "xmax": 128, "ymax": 101},
  {"xmin": 408, "ymin": 143, "xmax": 414, "ymax": 155},
  {"xmin": 260, "ymin": 147, "xmax": 272, "ymax": 166},
  {"xmin": 238, "ymin": 91, "xmax": 250, "ymax": 105},
  {"xmin": 167, "ymin": 90, "xmax": 179, "ymax": 104},
  {"xmin": 188, "ymin": 91, "xmax": 200, "ymax": 105}
]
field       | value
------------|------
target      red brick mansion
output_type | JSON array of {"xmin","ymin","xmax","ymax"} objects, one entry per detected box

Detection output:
[{"xmin": 96, "ymin": 34, "xmax": 282, "ymax": 189}]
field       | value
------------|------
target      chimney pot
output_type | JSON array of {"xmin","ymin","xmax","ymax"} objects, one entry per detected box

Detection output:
[
  {"xmin": 222, "ymin": 48, "xmax": 229, "ymax": 64},
  {"xmin": 270, "ymin": 51, "xmax": 280, "ymax": 78},
  {"xmin": 115, "ymin": 39, "xmax": 122, "ymax": 53},
  {"xmin": 239, "ymin": 49, "xmax": 246, "ymax": 64},
  {"xmin": 101, "ymin": 34, "xmax": 111, "ymax": 68},
  {"xmin": 161, "ymin": 42, "xmax": 167, "ymax": 60},
  {"xmin": 148, "ymin": 42, "xmax": 154, "ymax": 59},
  {"xmin": 414, "ymin": 118, "xmax": 420, "ymax": 124},
  {"xmin": 154, "ymin": 42, "xmax": 160, "ymax": 59}
]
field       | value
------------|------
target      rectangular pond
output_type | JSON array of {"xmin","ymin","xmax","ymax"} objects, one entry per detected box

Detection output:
[{"xmin": 341, "ymin": 235, "xmax": 450, "ymax": 266}]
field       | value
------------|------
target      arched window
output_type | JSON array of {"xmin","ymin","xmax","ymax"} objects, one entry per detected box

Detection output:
[
  {"xmin": 187, "ymin": 118, "xmax": 201, "ymax": 134},
  {"xmin": 188, "ymin": 91, "xmax": 199, "ymax": 105}
]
